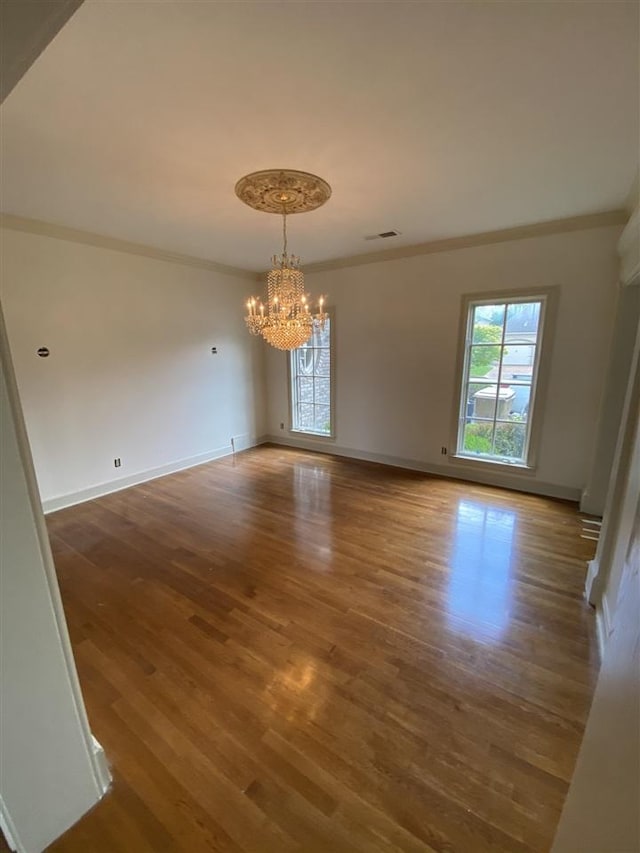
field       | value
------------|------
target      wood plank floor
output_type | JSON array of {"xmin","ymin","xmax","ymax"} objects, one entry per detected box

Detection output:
[{"xmin": 45, "ymin": 445, "xmax": 599, "ymax": 853}]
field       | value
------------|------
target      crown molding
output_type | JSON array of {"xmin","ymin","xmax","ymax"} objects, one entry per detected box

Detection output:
[
  {"xmin": 2, "ymin": 209, "xmax": 628, "ymax": 283},
  {"xmin": 300, "ymin": 209, "xmax": 629, "ymax": 275},
  {"xmin": 0, "ymin": 214, "xmax": 256, "ymax": 281}
]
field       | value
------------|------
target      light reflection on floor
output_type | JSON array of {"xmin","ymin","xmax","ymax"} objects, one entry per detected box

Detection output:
[
  {"xmin": 447, "ymin": 498, "xmax": 516, "ymax": 643},
  {"xmin": 264, "ymin": 658, "xmax": 322, "ymax": 723},
  {"xmin": 293, "ymin": 462, "xmax": 334, "ymax": 564}
]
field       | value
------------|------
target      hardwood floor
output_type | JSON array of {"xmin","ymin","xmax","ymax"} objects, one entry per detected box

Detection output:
[{"xmin": 45, "ymin": 445, "xmax": 598, "ymax": 853}]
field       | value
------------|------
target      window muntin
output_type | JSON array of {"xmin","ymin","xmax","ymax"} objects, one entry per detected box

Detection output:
[
  {"xmin": 290, "ymin": 317, "xmax": 333, "ymax": 436},
  {"xmin": 456, "ymin": 298, "xmax": 546, "ymax": 466}
]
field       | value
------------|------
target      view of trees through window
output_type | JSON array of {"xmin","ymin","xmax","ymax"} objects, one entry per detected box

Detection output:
[
  {"xmin": 457, "ymin": 299, "xmax": 545, "ymax": 464},
  {"xmin": 290, "ymin": 318, "xmax": 332, "ymax": 436}
]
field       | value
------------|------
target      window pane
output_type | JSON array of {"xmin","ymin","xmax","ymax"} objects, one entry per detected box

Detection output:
[
  {"xmin": 493, "ymin": 422, "xmax": 527, "ymax": 461},
  {"xmin": 501, "ymin": 343, "xmax": 536, "ymax": 373},
  {"xmin": 496, "ymin": 384, "xmax": 517, "ymax": 419},
  {"xmin": 315, "ymin": 348, "xmax": 331, "ymax": 376},
  {"xmin": 469, "ymin": 383, "xmax": 499, "ymax": 422},
  {"xmin": 505, "ymin": 302, "xmax": 540, "ymax": 338},
  {"xmin": 504, "ymin": 382, "xmax": 531, "ymax": 420},
  {"xmin": 312, "ymin": 322, "xmax": 330, "ymax": 347},
  {"xmin": 468, "ymin": 344, "xmax": 501, "ymax": 379},
  {"xmin": 297, "ymin": 403, "xmax": 314, "ymax": 430},
  {"xmin": 297, "ymin": 376, "xmax": 314, "ymax": 404},
  {"xmin": 472, "ymin": 304, "xmax": 505, "ymax": 341},
  {"xmin": 465, "ymin": 380, "xmax": 492, "ymax": 418},
  {"xmin": 315, "ymin": 377, "xmax": 330, "ymax": 406},
  {"xmin": 314, "ymin": 405, "xmax": 331, "ymax": 434},
  {"xmin": 296, "ymin": 348, "xmax": 314, "ymax": 375},
  {"xmin": 462, "ymin": 421, "xmax": 493, "ymax": 455}
]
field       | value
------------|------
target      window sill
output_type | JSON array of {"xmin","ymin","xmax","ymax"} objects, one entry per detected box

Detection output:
[
  {"xmin": 450, "ymin": 453, "xmax": 536, "ymax": 476},
  {"xmin": 289, "ymin": 429, "xmax": 335, "ymax": 441}
]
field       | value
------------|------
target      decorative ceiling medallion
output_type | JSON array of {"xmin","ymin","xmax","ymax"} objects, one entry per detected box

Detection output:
[{"xmin": 235, "ymin": 169, "xmax": 331, "ymax": 215}]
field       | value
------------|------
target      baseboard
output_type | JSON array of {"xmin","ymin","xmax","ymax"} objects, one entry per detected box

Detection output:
[
  {"xmin": 42, "ymin": 436, "xmax": 265, "ymax": 513},
  {"xmin": 264, "ymin": 434, "xmax": 581, "ymax": 502},
  {"xmin": 0, "ymin": 740, "xmax": 111, "ymax": 853},
  {"xmin": 595, "ymin": 594, "xmax": 613, "ymax": 661},
  {"xmin": 0, "ymin": 796, "xmax": 22, "ymax": 853},
  {"xmin": 91, "ymin": 735, "xmax": 111, "ymax": 797},
  {"xmin": 584, "ymin": 558, "xmax": 600, "ymax": 604},
  {"xmin": 41, "ymin": 432, "xmax": 580, "ymax": 515}
]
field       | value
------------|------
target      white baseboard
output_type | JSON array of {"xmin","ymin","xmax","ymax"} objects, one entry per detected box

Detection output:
[
  {"xmin": 42, "ymin": 434, "xmax": 579, "ymax": 513},
  {"xmin": 595, "ymin": 595, "xmax": 613, "ymax": 661},
  {"xmin": 0, "ymin": 742, "xmax": 110, "ymax": 853},
  {"xmin": 42, "ymin": 436, "xmax": 265, "ymax": 514},
  {"xmin": 91, "ymin": 735, "xmax": 111, "ymax": 797},
  {"xmin": 0, "ymin": 795, "xmax": 22, "ymax": 853},
  {"xmin": 584, "ymin": 558, "xmax": 600, "ymax": 604},
  {"xmin": 264, "ymin": 435, "xmax": 581, "ymax": 502}
]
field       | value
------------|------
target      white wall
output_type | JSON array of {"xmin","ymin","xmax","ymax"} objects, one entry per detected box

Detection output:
[
  {"xmin": 1, "ymin": 306, "xmax": 108, "ymax": 853},
  {"xmin": 0, "ymin": 226, "xmax": 266, "ymax": 509},
  {"xmin": 1, "ymin": 223, "xmax": 620, "ymax": 505},
  {"xmin": 554, "ymin": 199, "xmax": 640, "ymax": 853},
  {"xmin": 597, "ymin": 332, "xmax": 640, "ymax": 632},
  {"xmin": 551, "ymin": 337, "xmax": 640, "ymax": 853},
  {"xmin": 266, "ymin": 225, "xmax": 621, "ymax": 499},
  {"xmin": 581, "ymin": 283, "xmax": 640, "ymax": 515},
  {"xmin": 585, "ymin": 206, "xmax": 640, "ymax": 624}
]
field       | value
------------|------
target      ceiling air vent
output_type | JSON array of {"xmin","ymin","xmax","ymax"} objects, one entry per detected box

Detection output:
[{"xmin": 364, "ymin": 230, "xmax": 401, "ymax": 241}]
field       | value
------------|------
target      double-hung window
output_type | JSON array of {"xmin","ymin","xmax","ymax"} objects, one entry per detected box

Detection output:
[
  {"xmin": 289, "ymin": 316, "xmax": 333, "ymax": 436},
  {"xmin": 455, "ymin": 294, "xmax": 550, "ymax": 467}
]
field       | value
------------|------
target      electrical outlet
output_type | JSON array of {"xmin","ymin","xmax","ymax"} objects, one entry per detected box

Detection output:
[
  {"xmin": 114, "ymin": 458, "xmax": 121, "ymax": 468},
  {"xmin": 280, "ymin": 422, "xmax": 285, "ymax": 430},
  {"xmin": 441, "ymin": 446, "xmax": 447, "ymax": 455}
]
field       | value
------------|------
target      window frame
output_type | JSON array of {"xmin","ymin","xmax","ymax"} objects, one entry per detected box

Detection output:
[
  {"xmin": 449, "ymin": 288, "xmax": 557, "ymax": 473},
  {"xmin": 287, "ymin": 311, "xmax": 336, "ymax": 440}
]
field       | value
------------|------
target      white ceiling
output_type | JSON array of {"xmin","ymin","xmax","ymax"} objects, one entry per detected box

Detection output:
[{"xmin": 1, "ymin": 0, "xmax": 638, "ymax": 272}]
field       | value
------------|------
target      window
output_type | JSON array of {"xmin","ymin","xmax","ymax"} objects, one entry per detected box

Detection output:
[
  {"xmin": 289, "ymin": 316, "xmax": 333, "ymax": 436},
  {"xmin": 455, "ymin": 295, "xmax": 549, "ymax": 467}
]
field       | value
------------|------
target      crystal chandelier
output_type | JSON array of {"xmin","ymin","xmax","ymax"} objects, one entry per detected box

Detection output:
[{"xmin": 235, "ymin": 169, "xmax": 331, "ymax": 351}]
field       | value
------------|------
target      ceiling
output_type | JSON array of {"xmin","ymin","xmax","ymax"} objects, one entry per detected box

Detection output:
[
  {"xmin": 0, "ymin": 0, "xmax": 83, "ymax": 102},
  {"xmin": 1, "ymin": 0, "xmax": 638, "ymax": 272}
]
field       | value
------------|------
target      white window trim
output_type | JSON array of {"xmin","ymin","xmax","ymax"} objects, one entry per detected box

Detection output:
[
  {"xmin": 287, "ymin": 311, "xmax": 336, "ymax": 440},
  {"xmin": 449, "ymin": 287, "xmax": 558, "ymax": 474}
]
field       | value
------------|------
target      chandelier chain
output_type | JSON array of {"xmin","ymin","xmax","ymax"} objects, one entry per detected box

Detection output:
[{"xmin": 282, "ymin": 208, "xmax": 288, "ymax": 256}]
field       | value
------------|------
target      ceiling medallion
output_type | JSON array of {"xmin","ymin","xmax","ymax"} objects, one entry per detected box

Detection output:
[
  {"xmin": 235, "ymin": 169, "xmax": 331, "ymax": 215},
  {"xmin": 236, "ymin": 169, "xmax": 331, "ymax": 351}
]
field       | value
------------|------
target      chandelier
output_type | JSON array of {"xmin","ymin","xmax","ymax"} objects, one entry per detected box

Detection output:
[{"xmin": 235, "ymin": 169, "xmax": 331, "ymax": 351}]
